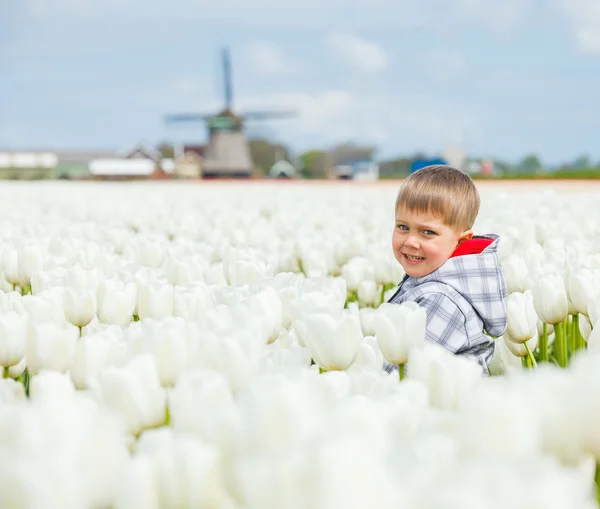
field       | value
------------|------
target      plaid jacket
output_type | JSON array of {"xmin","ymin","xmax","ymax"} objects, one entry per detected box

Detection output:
[{"xmin": 384, "ymin": 234, "xmax": 508, "ymax": 376}]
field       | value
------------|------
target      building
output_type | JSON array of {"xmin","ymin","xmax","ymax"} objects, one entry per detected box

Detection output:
[
  {"xmin": 269, "ymin": 160, "xmax": 297, "ymax": 178},
  {"xmin": 332, "ymin": 158, "xmax": 379, "ymax": 180},
  {"xmin": 55, "ymin": 150, "xmax": 119, "ymax": 179},
  {"xmin": 173, "ymin": 145, "xmax": 204, "ymax": 179},
  {"xmin": 0, "ymin": 151, "xmax": 57, "ymax": 179}
]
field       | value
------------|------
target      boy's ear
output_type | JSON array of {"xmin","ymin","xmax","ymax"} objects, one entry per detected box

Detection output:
[{"xmin": 457, "ymin": 230, "xmax": 474, "ymax": 244}]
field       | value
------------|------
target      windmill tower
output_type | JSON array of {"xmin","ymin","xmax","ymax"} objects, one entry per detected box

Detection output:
[{"xmin": 164, "ymin": 49, "xmax": 295, "ymax": 178}]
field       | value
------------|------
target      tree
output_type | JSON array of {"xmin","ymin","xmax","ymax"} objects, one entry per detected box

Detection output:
[
  {"xmin": 156, "ymin": 142, "xmax": 175, "ymax": 160},
  {"xmin": 572, "ymin": 154, "xmax": 591, "ymax": 169},
  {"xmin": 329, "ymin": 142, "xmax": 376, "ymax": 165},
  {"xmin": 379, "ymin": 158, "xmax": 411, "ymax": 178},
  {"xmin": 248, "ymin": 138, "xmax": 291, "ymax": 175},
  {"xmin": 298, "ymin": 150, "xmax": 331, "ymax": 179},
  {"xmin": 517, "ymin": 154, "xmax": 542, "ymax": 173}
]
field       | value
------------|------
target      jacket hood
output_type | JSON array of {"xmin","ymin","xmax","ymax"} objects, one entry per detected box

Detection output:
[{"xmin": 406, "ymin": 234, "xmax": 508, "ymax": 337}]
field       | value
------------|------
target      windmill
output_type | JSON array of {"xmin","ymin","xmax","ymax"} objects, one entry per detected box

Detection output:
[{"xmin": 164, "ymin": 48, "xmax": 295, "ymax": 178}]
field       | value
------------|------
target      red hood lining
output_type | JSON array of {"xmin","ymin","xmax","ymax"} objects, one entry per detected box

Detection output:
[{"xmin": 449, "ymin": 237, "xmax": 494, "ymax": 258}]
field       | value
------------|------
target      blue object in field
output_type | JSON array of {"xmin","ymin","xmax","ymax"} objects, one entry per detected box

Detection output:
[{"xmin": 410, "ymin": 158, "xmax": 447, "ymax": 173}]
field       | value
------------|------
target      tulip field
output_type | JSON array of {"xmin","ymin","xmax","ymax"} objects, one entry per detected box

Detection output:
[{"xmin": 2, "ymin": 179, "xmax": 600, "ymax": 509}]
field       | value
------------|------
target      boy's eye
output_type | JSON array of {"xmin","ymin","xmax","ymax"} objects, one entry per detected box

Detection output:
[
  {"xmin": 396, "ymin": 224, "xmax": 408, "ymax": 231},
  {"xmin": 423, "ymin": 230, "xmax": 436, "ymax": 236}
]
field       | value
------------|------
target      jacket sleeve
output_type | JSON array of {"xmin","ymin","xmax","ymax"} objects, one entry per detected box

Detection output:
[{"xmin": 415, "ymin": 292, "xmax": 468, "ymax": 353}]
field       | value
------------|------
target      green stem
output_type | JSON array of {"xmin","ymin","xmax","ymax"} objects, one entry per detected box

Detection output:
[
  {"xmin": 319, "ymin": 366, "xmax": 325, "ymax": 374},
  {"xmin": 595, "ymin": 463, "xmax": 600, "ymax": 506},
  {"xmin": 2, "ymin": 366, "xmax": 9, "ymax": 379},
  {"xmin": 555, "ymin": 321, "xmax": 567, "ymax": 368},
  {"xmin": 399, "ymin": 364, "xmax": 405, "ymax": 381},
  {"xmin": 524, "ymin": 341, "xmax": 537, "ymax": 368},
  {"xmin": 568, "ymin": 316, "xmax": 576, "ymax": 357},
  {"xmin": 572, "ymin": 315, "xmax": 580, "ymax": 353},
  {"xmin": 539, "ymin": 323, "xmax": 549, "ymax": 362}
]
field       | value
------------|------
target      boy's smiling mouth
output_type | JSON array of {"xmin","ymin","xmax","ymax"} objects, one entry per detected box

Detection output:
[{"xmin": 403, "ymin": 253, "xmax": 425, "ymax": 264}]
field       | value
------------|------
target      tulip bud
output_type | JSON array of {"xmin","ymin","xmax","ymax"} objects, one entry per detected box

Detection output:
[
  {"xmin": 488, "ymin": 337, "xmax": 523, "ymax": 375},
  {"xmin": 138, "ymin": 283, "xmax": 174, "ymax": 320},
  {"xmin": 373, "ymin": 302, "xmax": 426, "ymax": 366},
  {"xmin": 17, "ymin": 245, "xmax": 44, "ymax": 287},
  {"xmin": 294, "ymin": 311, "xmax": 362, "ymax": 371},
  {"xmin": 64, "ymin": 287, "xmax": 97, "ymax": 328},
  {"xmin": 97, "ymin": 279, "xmax": 137, "ymax": 326},
  {"xmin": 503, "ymin": 330, "xmax": 539, "ymax": 357},
  {"xmin": 532, "ymin": 273, "xmax": 569, "ymax": 325},
  {"xmin": 568, "ymin": 268, "xmax": 600, "ymax": 317},
  {"xmin": 2, "ymin": 248, "xmax": 19, "ymax": 286},
  {"xmin": 357, "ymin": 279, "xmax": 380, "ymax": 308},
  {"xmin": 98, "ymin": 354, "xmax": 167, "ymax": 436},
  {"xmin": 501, "ymin": 254, "xmax": 528, "ymax": 294},
  {"xmin": 0, "ymin": 310, "xmax": 28, "ymax": 367},
  {"xmin": 26, "ymin": 322, "xmax": 79, "ymax": 375},
  {"xmin": 506, "ymin": 291, "xmax": 538, "ymax": 344}
]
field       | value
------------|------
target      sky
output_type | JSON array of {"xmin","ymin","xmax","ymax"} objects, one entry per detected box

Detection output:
[{"xmin": 1, "ymin": 0, "xmax": 600, "ymax": 165}]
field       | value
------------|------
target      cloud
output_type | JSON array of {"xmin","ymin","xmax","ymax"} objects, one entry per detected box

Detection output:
[
  {"xmin": 326, "ymin": 33, "xmax": 388, "ymax": 74},
  {"xmin": 244, "ymin": 41, "xmax": 295, "ymax": 75},
  {"xmin": 558, "ymin": 0, "xmax": 600, "ymax": 54},
  {"xmin": 421, "ymin": 49, "xmax": 468, "ymax": 82},
  {"xmin": 230, "ymin": 90, "xmax": 477, "ymax": 154}
]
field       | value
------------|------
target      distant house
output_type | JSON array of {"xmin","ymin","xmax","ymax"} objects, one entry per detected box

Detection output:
[
  {"xmin": 0, "ymin": 151, "xmax": 57, "ymax": 180},
  {"xmin": 88, "ymin": 158, "xmax": 156, "ymax": 180},
  {"xmin": 269, "ymin": 160, "xmax": 296, "ymax": 178},
  {"xmin": 173, "ymin": 145, "xmax": 205, "ymax": 179},
  {"xmin": 332, "ymin": 158, "xmax": 379, "ymax": 181},
  {"xmin": 55, "ymin": 150, "xmax": 119, "ymax": 179}
]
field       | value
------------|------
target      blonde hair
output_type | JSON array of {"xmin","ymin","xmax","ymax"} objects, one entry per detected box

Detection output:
[{"xmin": 395, "ymin": 165, "xmax": 480, "ymax": 231}]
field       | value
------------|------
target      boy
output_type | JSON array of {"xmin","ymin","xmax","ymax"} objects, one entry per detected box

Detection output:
[{"xmin": 384, "ymin": 165, "xmax": 508, "ymax": 376}]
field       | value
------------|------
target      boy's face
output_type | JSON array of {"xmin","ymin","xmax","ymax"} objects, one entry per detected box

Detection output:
[{"xmin": 392, "ymin": 207, "xmax": 473, "ymax": 278}]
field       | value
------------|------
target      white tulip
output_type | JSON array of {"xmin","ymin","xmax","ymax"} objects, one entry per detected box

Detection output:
[
  {"xmin": 506, "ymin": 291, "xmax": 538, "ymax": 344},
  {"xmin": 114, "ymin": 456, "xmax": 160, "ymax": 509},
  {"xmin": 26, "ymin": 322, "xmax": 79, "ymax": 375},
  {"xmin": 29, "ymin": 370, "xmax": 76, "ymax": 402},
  {"xmin": 504, "ymin": 330, "xmax": 539, "ymax": 358},
  {"xmin": 373, "ymin": 301, "xmax": 426, "ymax": 366},
  {"xmin": 409, "ymin": 342, "xmax": 483, "ymax": 410},
  {"xmin": 21, "ymin": 290, "xmax": 67, "ymax": 325},
  {"xmin": 65, "ymin": 263, "xmax": 102, "ymax": 294},
  {"xmin": 0, "ymin": 377, "xmax": 26, "ymax": 403},
  {"xmin": 358, "ymin": 307, "xmax": 378, "ymax": 336},
  {"xmin": 357, "ymin": 279, "xmax": 380, "ymax": 308},
  {"xmin": 97, "ymin": 279, "xmax": 137, "ymax": 326},
  {"xmin": 169, "ymin": 370, "xmax": 238, "ymax": 446},
  {"xmin": 138, "ymin": 318, "xmax": 188, "ymax": 387},
  {"xmin": 341, "ymin": 257, "xmax": 374, "ymax": 292},
  {"xmin": 568, "ymin": 268, "xmax": 599, "ymax": 317},
  {"xmin": 501, "ymin": 253, "xmax": 528, "ymax": 293},
  {"xmin": 98, "ymin": 354, "xmax": 167, "ymax": 436},
  {"xmin": 138, "ymin": 282, "xmax": 174, "ymax": 320},
  {"xmin": 579, "ymin": 314, "xmax": 591, "ymax": 342},
  {"xmin": 532, "ymin": 273, "xmax": 569, "ymax": 325},
  {"xmin": 294, "ymin": 311, "xmax": 362, "ymax": 371},
  {"xmin": 348, "ymin": 335, "xmax": 384, "ymax": 372},
  {"xmin": 134, "ymin": 428, "xmax": 231, "ymax": 509},
  {"xmin": 17, "ymin": 245, "xmax": 44, "ymax": 287},
  {"xmin": 0, "ymin": 310, "xmax": 28, "ymax": 367},
  {"xmin": 70, "ymin": 333, "xmax": 114, "ymax": 390},
  {"xmin": 244, "ymin": 288, "xmax": 283, "ymax": 343},
  {"xmin": 2, "ymin": 248, "xmax": 19, "ymax": 286},
  {"xmin": 488, "ymin": 337, "xmax": 523, "ymax": 375},
  {"xmin": 64, "ymin": 286, "xmax": 97, "ymax": 328},
  {"xmin": 8, "ymin": 357, "xmax": 27, "ymax": 378}
]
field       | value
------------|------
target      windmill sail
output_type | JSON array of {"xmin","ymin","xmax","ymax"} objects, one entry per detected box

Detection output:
[{"xmin": 163, "ymin": 48, "xmax": 296, "ymax": 178}]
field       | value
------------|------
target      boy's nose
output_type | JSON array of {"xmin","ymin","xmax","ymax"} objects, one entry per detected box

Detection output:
[{"xmin": 405, "ymin": 235, "xmax": 420, "ymax": 248}]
